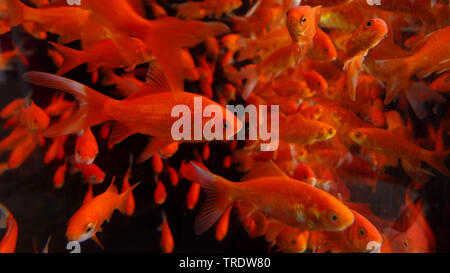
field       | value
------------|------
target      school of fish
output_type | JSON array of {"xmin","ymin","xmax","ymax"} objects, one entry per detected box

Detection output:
[{"xmin": 0, "ymin": 0, "xmax": 449, "ymax": 253}]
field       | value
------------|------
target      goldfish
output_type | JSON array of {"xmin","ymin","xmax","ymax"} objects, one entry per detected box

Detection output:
[
  {"xmin": 159, "ymin": 212, "xmax": 174, "ymax": 253},
  {"xmin": 322, "ymin": 209, "xmax": 383, "ymax": 253},
  {"xmin": 274, "ymin": 227, "xmax": 309, "ymax": 253},
  {"xmin": 74, "ymin": 127, "xmax": 98, "ymax": 165},
  {"xmin": 24, "ymin": 69, "xmax": 242, "ymax": 163},
  {"xmin": 49, "ymin": 38, "xmax": 153, "ymax": 75},
  {"xmin": 18, "ymin": 100, "xmax": 50, "ymax": 131},
  {"xmin": 181, "ymin": 161, "xmax": 354, "ymax": 235},
  {"xmin": 186, "ymin": 182, "xmax": 201, "ymax": 210},
  {"xmin": 0, "ymin": 204, "xmax": 18, "ymax": 253},
  {"xmin": 365, "ymin": 26, "xmax": 450, "ymax": 104},
  {"xmin": 8, "ymin": 134, "xmax": 38, "ymax": 169},
  {"xmin": 79, "ymin": 0, "xmax": 230, "ymax": 91},
  {"xmin": 286, "ymin": 5, "xmax": 321, "ymax": 61},
  {"xmin": 349, "ymin": 127, "xmax": 450, "ymax": 176},
  {"xmin": 279, "ymin": 114, "xmax": 336, "ymax": 145},
  {"xmin": 66, "ymin": 178, "xmax": 140, "ymax": 247},
  {"xmin": 154, "ymin": 180, "xmax": 167, "ymax": 205},
  {"xmin": 344, "ymin": 18, "xmax": 388, "ymax": 101},
  {"xmin": 53, "ymin": 160, "xmax": 67, "ymax": 188},
  {"xmin": 121, "ymin": 155, "xmax": 135, "ymax": 216},
  {"xmin": 71, "ymin": 162, "xmax": 105, "ymax": 184},
  {"xmin": 215, "ymin": 206, "xmax": 233, "ymax": 242}
]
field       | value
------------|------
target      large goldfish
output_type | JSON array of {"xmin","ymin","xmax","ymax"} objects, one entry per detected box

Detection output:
[
  {"xmin": 180, "ymin": 161, "xmax": 354, "ymax": 235},
  {"xmin": 23, "ymin": 67, "xmax": 242, "ymax": 163}
]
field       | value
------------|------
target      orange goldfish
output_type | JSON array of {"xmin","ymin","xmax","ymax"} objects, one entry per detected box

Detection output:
[
  {"xmin": 49, "ymin": 38, "xmax": 153, "ymax": 75},
  {"xmin": 74, "ymin": 127, "xmax": 98, "ymax": 165},
  {"xmin": 71, "ymin": 162, "xmax": 105, "ymax": 184},
  {"xmin": 53, "ymin": 160, "xmax": 67, "ymax": 188},
  {"xmin": 286, "ymin": 5, "xmax": 321, "ymax": 61},
  {"xmin": 18, "ymin": 100, "xmax": 50, "ymax": 131},
  {"xmin": 24, "ymin": 71, "xmax": 242, "ymax": 163},
  {"xmin": 121, "ymin": 155, "xmax": 135, "ymax": 216},
  {"xmin": 66, "ymin": 178, "xmax": 140, "ymax": 246},
  {"xmin": 274, "ymin": 227, "xmax": 309, "ymax": 253},
  {"xmin": 279, "ymin": 114, "xmax": 336, "ymax": 145},
  {"xmin": 215, "ymin": 205, "xmax": 233, "ymax": 242},
  {"xmin": 79, "ymin": 0, "xmax": 229, "ymax": 91},
  {"xmin": 322, "ymin": 209, "xmax": 383, "ymax": 253},
  {"xmin": 181, "ymin": 161, "xmax": 354, "ymax": 235},
  {"xmin": 0, "ymin": 204, "xmax": 18, "ymax": 253},
  {"xmin": 159, "ymin": 211, "xmax": 174, "ymax": 253},
  {"xmin": 154, "ymin": 180, "xmax": 167, "ymax": 205},
  {"xmin": 365, "ymin": 26, "xmax": 450, "ymax": 104},
  {"xmin": 187, "ymin": 182, "xmax": 201, "ymax": 210},
  {"xmin": 349, "ymin": 127, "xmax": 450, "ymax": 176}
]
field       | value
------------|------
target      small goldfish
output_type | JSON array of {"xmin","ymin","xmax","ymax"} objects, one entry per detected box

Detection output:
[
  {"xmin": 159, "ymin": 211, "xmax": 174, "ymax": 253},
  {"xmin": 286, "ymin": 5, "xmax": 321, "ymax": 61},
  {"xmin": 66, "ymin": 178, "xmax": 140, "ymax": 247},
  {"xmin": 71, "ymin": 162, "xmax": 105, "ymax": 184},
  {"xmin": 275, "ymin": 227, "xmax": 309, "ymax": 253},
  {"xmin": 349, "ymin": 127, "xmax": 450, "ymax": 176},
  {"xmin": 53, "ymin": 160, "xmax": 67, "ymax": 189},
  {"xmin": 215, "ymin": 205, "xmax": 233, "ymax": 242},
  {"xmin": 154, "ymin": 180, "xmax": 167, "ymax": 205},
  {"xmin": 0, "ymin": 204, "xmax": 18, "ymax": 253},
  {"xmin": 322, "ymin": 209, "xmax": 383, "ymax": 253},
  {"xmin": 74, "ymin": 127, "xmax": 98, "ymax": 165}
]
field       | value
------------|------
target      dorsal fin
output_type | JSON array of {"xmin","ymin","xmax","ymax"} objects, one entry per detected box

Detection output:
[
  {"xmin": 124, "ymin": 61, "xmax": 172, "ymax": 101},
  {"xmin": 241, "ymin": 161, "xmax": 289, "ymax": 181},
  {"xmin": 106, "ymin": 176, "xmax": 118, "ymax": 194}
]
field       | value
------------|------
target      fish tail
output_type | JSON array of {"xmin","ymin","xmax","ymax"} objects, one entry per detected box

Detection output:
[
  {"xmin": 372, "ymin": 58, "xmax": 414, "ymax": 104},
  {"xmin": 118, "ymin": 182, "xmax": 141, "ymax": 215},
  {"xmin": 180, "ymin": 161, "xmax": 233, "ymax": 235},
  {"xmin": 234, "ymin": 64, "xmax": 258, "ymax": 101},
  {"xmin": 23, "ymin": 72, "xmax": 111, "ymax": 137},
  {"xmin": 100, "ymin": 69, "xmax": 116, "ymax": 86},
  {"xmin": 48, "ymin": 42, "xmax": 86, "ymax": 75},
  {"xmin": 147, "ymin": 18, "xmax": 230, "ymax": 48},
  {"xmin": 344, "ymin": 55, "xmax": 363, "ymax": 101},
  {"xmin": 5, "ymin": 0, "xmax": 28, "ymax": 26},
  {"xmin": 425, "ymin": 150, "xmax": 450, "ymax": 177}
]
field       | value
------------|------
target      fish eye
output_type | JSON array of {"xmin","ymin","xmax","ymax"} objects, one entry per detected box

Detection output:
[
  {"xmin": 403, "ymin": 240, "xmax": 409, "ymax": 248},
  {"xmin": 85, "ymin": 222, "xmax": 95, "ymax": 233},
  {"xmin": 328, "ymin": 128, "xmax": 335, "ymax": 135},
  {"xmin": 77, "ymin": 150, "xmax": 81, "ymax": 155},
  {"xmin": 328, "ymin": 211, "xmax": 339, "ymax": 223},
  {"xmin": 366, "ymin": 20, "xmax": 372, "ymax": 27},
  {"xmin": 223, "ymin": 122, "xmax": 230, "ymax": 129},
  {"xmin": 359, "ymin": 228, "xmax": 367, "ymax": 238},
  {"xmin": 317, "ymin": 82, "xmax": 321, "ymax": 87},
  {"xmin": 34, "ymin": 119, "xmax": 38, "ymax": 124},
  {"xmin": 354, "ymin": 131, "xmax": 362, "ymax": 138},
  {"xmin": 300, "ymin": 17, "xmax": 307, "ymax": 24},
  {"xmin": 291, "ymin": 239, "xmax": 296, "ymax": 244},
  {"xmin": 324, "ymin": 48, "xmax": 329, "ymax": 53}
]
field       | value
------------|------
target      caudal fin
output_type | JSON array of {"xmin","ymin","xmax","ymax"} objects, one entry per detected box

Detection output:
[
  {"xmin": 118, "ymin": 182, "xmax": 141, "ymax": 215},
  {"xmin": 371, "ymin": 58, "xmax": 414, "ymax": 104},
  {"xmin": 49, "ymin": 42, "xmax": 86, "ymax": 75},
  {"xmin": 23, "ymin": 72, "xmax": 111, "ymax": 137},
  {"xmin": 425, "ymin": 150, "xmax": 450, "ymax": 177},
  {"xmin": 5, "ymin": 0, "xmax": 27, "ymax": 26},
  {"xmin": 231, "ymin": 64, "xmax": 258, "ymax": 101},
  {"xmin": 180, "ymin": 161, "xmax": 233, "ymax": 235}
]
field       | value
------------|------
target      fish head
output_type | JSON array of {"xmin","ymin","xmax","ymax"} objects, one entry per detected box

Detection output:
[
  {"xmin": 347, "ymin": 210, "xmax": 383, "ymax": 252},
  {"xmin": 19, "ymin": 101, "xmax": 50, "ymax": 131},
  {"xmin": 286, "ymin": 6, "xmax": 316, "ymax": 42},
  {"xmin": 347, "ymin": 18, "xmax": 388, "ymax": 57},
  {"xmin": 349, "ymin": 128, "xmax": 369, "ymax": 145},
  {"xmin": 66, "ymin": 215, "xmax": 99, "ymax": 243},
  {"xmin": 316, "ymin": 123, "xmax": 336, "ymax": 141}
]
